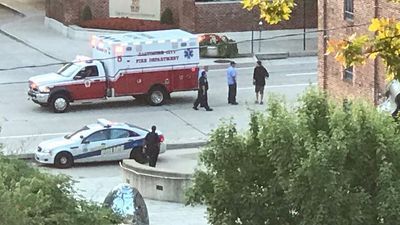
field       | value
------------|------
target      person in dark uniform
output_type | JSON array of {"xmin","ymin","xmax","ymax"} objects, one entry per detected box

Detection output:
[
  {"xmin": 144, "ymin": 125, "xmax": 160, "ymax": 167},
  {"xmin": 193, "ymin": 71, "xmax": 213, "ymax": 111}
]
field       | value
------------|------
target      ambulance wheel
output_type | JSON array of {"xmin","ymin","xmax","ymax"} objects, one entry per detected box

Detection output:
[
  {"xmin": 54, "ymin": 152, "xmax": 73, "ymax": 168},
  {"xmin": 147, "ymin": 87, "xmax": 166, "ymax": 106},
  {"xmin": 51, "ymin": 94, "xmax": 70, "ymax": 113},
  {"xmin": 130, "ymin": 147, "xmax": 147, "ymax": 164}
]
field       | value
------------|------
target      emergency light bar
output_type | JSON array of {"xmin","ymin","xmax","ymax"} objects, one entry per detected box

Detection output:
[
  {"xmin": 74, "ymin": 55, "xmax": 93, "ymax": 63},
  {"xmin": 97, "ymin": 118, "xmax": 113, "ymax": 128}
]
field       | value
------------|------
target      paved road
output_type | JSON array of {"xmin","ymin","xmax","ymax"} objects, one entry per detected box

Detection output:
[{"xmin": 0, "ymin": 56, "xmax": 317, "ymax": 154}]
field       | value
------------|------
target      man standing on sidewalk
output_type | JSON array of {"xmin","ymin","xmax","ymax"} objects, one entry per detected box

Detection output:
[
  {"xmin": 144, "ymin": 125, "xmax": 160, "ymax": 167},
  {"xmin": 227, "ymin": 61, "xmax": 238, "ymax": 105},
  {"xmin": 253, "ymin": 60, "xmax": 269, "ymax": 104}
]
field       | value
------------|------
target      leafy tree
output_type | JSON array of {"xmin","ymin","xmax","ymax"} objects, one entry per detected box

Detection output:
[
  {"xmin": 326, "ymin": 0, "xmax": 400, "ymax": 81},
  {"xmin": 242, "ymin": 0, "xmax": 296, "ymax": 24},
  {"xmin": 0, "ymin": 154, "xmax": 122, "ymax": 225},
  {"xmin": 187, "ymin": 88, "xmax": 400, "ymax": 225}
]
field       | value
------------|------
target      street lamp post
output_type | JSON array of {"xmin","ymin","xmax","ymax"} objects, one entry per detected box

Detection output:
[
  {"xmin": 303, "ymin": 0, "xmax": 306, "ymax": 51},
  {"xmin": 258, "ymin": 20, "xmax": 263, "ymax": 52},
  {"xmin": 251, "ymin": 28, "xmax": 254, "ymax": 54}
]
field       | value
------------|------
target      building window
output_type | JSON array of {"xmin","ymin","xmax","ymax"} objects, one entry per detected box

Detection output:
[
  {"xmin": 343, "ymin": 66, "xmax": 353, "ymax": 81},
  {"xmin": 131, "ymin": 0, "xmax": 140, "ymax": 12},
  {"xmin": 344, "ymin": 0, "xmax": 354, "ymax": 20}
]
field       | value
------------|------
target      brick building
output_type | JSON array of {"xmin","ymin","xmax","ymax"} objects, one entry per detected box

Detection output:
[
  {"xmin": 45, "ymin": 0, "xmax": 317, "ymax": 33},
  {"xmin": 318, "ymin": 0, "xmax": 400, "ymax": 104}
]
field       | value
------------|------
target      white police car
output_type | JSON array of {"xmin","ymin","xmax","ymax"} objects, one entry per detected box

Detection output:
[{"xmin": 35, "ymin": 119, "xmax": 166, "ymax": 168}]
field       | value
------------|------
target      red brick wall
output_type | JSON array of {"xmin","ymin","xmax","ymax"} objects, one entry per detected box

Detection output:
[
  {"xmin": 48, "ymin": 0, "xmax": 317, "ymax": 32},
  {"xmin": 46, "ymin": 0, "xmax": 108, "ymax": 25},
  {"xmin": 318, "ymin": 0, "xmax": 399, "ymax": 103},
  {"xmin": 195, "ymin": 0, "xmax": 317, "ymax": 33}
]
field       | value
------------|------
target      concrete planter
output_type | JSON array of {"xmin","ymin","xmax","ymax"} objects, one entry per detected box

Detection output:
[
  {"xmin": 206, "ymin": 46, "xmax": 218, "ymax": 57},
  {"xmin": 121, "ymin": 160, "xmax": 193, "ymax": 203}
]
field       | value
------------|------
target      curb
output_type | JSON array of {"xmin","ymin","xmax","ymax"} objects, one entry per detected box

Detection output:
[
  {"xmin": 289, "ymin": 50, "xmax": 318, "ymax": 57},
  {"xmin": 167, "ymin": 141, "xmax": 207, "ymax": 150},
  {"xmin": 9, "ymin": 141, "xmax": 208, "ymax": 161},
  {"xmin": 203, "ymin": 50, "xmax": 317, "ymax": 70},
  {"xmin": 204, "ymin": 62, "xmax": 255, "ymax": 70},
  {"xmin": 0, "ymin": 2, "xmax": 25, "ymax": 17}
]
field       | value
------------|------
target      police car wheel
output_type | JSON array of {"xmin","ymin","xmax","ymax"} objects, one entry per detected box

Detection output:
[
  {"xmin": 54, "ymin": 152, "xmax": 73, "ymax": 168},
  {"xmin": 51, "ymin": 94, "xmax": 70, "ymax": 113},
  {"xmin": 130, "ymin": 147, "xmax": 147, "ymax": 164},
  {"xmin": 147, "ymin": 87, "xmax": 166, "ymax": 106}
]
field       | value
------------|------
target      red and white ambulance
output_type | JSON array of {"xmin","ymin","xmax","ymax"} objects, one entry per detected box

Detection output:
[{"xmin": 28, "ymin": 29, "xmax": 199, "ymax": 113}]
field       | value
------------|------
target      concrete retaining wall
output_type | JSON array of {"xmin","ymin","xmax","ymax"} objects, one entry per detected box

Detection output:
[
  {"xmin": 121, "ymin": 160, "xmax": 193, "ymax": 203},
  {"xmin": 44, "ymin": 17, "xmax": 125, "ymax": 41}
]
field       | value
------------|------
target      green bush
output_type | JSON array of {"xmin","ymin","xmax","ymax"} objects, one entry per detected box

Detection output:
[
  {"xmin": 187, "ymin": 88, "xmax": 400, "ymax": 225},
  {"xmin": 199, "ymin": 34, "xmax": 238, "ymax": 58},
  {"xmin": 0, "ymin": 154, "xmax": 122, "ymax": 225},
  {"xmin": 160, "ymin": 8, "xmax": 174, "ymax": 25},
  {"xmin": 81, "ymin": 5, "xmax": 93, "ymax": 21},
  {"xmin": 217, "ymin": 39, "xmax": 238, "ymax": 58}
]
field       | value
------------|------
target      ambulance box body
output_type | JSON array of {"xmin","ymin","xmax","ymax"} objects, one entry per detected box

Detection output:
[{"xmin": 28, "ymin": 29, "xmax": 200, "ymax": 113}]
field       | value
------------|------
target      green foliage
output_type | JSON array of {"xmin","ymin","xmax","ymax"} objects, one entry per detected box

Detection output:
[
  {"xmin": 242, "ymin": 0, "xmax": 296, "ymax": 24},
  {"xmin": 187, "ymin": 88, "xmax": 400, "ymax": 225},
  {"xmin": 199, "ymin": 34, "xmax": 239, "ymax": 58},
  {"xmin": 217, "ymin": 40, "xmax": 238, "ymax": 58},
  {"xmin": 0, "ymin": 154, "xmax": 122, "ymax": 225},
  {"xmin": 160, "ymin": 8, "xmax": 174, "ymax": 25},
  {"xmin": 81, "ymin": 5, "xmax": 93, "ymax": 21}
]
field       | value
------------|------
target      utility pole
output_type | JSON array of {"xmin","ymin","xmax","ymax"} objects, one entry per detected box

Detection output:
[
  {"xmin": 303, "ymin": 0, "xmax": 306, "ymax": 51},
  {"xmin": 258, "ymin": 21, "xmax": 263, "ymax": 52}
]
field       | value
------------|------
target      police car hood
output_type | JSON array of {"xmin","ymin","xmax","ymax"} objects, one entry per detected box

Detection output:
[
  {"xmin": 38, "ymin": 136, "xmax": 76, "ymax": 151},
  {"xmin": 29, "ymin": 73, "xmax": 70, "ymax": 86}
]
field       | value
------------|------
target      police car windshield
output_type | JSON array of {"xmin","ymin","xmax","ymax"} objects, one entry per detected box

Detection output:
[
  {"xmin": 57, "ymin": 63, "xmax": 80, "ymax": 77},
  {"xmin": 64, "ymin": 126, "xmax": 90, "ymax": 139}
]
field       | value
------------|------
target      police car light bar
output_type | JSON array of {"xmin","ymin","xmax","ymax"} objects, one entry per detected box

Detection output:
[
  {"xmin": 74, "ymin": 55, "xmax": 93, "ymax": 63},
  {"xmin": 97, "ymin": 118, "xmax": 113, "ymax": 127}
]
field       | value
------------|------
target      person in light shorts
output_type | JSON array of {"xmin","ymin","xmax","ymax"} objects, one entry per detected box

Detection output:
[{"xmin": 253, "ymin": 61, "xmax": 269, "ymax": 105}]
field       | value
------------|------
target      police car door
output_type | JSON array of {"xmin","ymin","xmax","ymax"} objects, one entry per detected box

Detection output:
[
  {"xmin": 77, "ymin": 129, "xmax": 110, "ymax": 163},
  {"xmin": 107, "ymin": 128, "xmax": 141, "ymax": 160}
]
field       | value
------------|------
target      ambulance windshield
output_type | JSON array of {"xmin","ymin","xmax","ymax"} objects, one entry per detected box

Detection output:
[{"xmin": 57, "ymin": 63, "xmax": 80, "ymax": 77}]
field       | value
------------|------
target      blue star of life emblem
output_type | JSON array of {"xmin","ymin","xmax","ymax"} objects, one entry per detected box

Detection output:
[{"xmin": 184, "ymin": 48, "xmax": 194, "ymax": 59}]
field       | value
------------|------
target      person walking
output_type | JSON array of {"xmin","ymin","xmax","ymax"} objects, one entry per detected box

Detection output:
[
  {"xmin": 193, "ymin": 71, "xmax": 213, "ymax": 111},
  {"xmin": 144, "ymin": 125, "xmax": 160, "ymax": 167},
  {"xmin": 227, "ymin": 61, "xmax": 238, "ymax": 105},
  {"xmin": 253, "ymin": 60, "xmax": 269, "ymax": 104}
]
